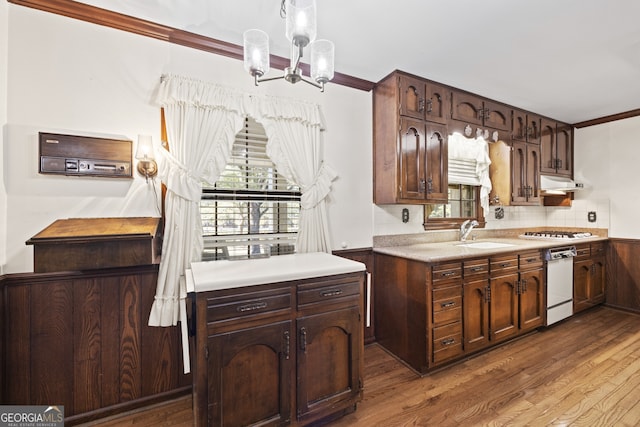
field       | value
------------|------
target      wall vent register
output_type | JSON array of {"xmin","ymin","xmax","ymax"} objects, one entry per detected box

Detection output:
[{"xmin": 39, "ymin": 132, "xmax": 132, "ymax": 178}]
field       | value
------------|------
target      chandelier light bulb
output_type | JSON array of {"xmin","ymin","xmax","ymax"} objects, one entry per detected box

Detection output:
[{"xmin": 243, "ymin": 29, "xmax": 270, "ymax": 77}]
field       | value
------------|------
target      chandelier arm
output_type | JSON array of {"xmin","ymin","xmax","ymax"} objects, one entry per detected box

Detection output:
[
  {"xmin": 256, "ymin": 75, "xmax": 286, "ymax": 84},
  {"xmin": 299, "ymin": 77, "xmax": 323, "ymax": 91}
]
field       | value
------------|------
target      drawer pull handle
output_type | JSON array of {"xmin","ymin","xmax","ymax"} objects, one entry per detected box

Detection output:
[
  {"xmin": 499, "ymin": 263, "xmax": 512, "ymax": 268},
  {"xmin": 470, "ymin": 267, "xmax": 485, "ymax": 272},
  {"xmin": 442, "ymin": 338, "xmax": 456, "ymax": 346},
  {"xmin": 441, "ymin": 271, "xmax": 457, "ymax": 277},
  {"xmin": 526, "ymin": 258, "xmax": 537, "ymax": 263},
  {"xmin": 440, "ymin": 301, "xmax": 456, "ymax": 308},
  {"xmin": 320, "ymin": 289, "xmax": 343, "ymax": 297},
  {"xmin": 237, "ymin": 301, "xmax": 268, "ymax": 312}
]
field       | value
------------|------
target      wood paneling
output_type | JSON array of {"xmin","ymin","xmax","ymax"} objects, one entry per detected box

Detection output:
[
  {"xmin": 1, "ymin": 266, "xmax": 190, "ymax": 424},
  {"xmin": 607, "ymin": 238, "xmax": 640, "ymax": 313}
]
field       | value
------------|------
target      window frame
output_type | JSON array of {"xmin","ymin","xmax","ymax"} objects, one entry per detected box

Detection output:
[
  {"xmin": 199, "ymin": 117, "xmax": 301, "ymax": 260},
  {"xmin": 422, "ymin": 185, "xmax": 486, "ymax": 231}
]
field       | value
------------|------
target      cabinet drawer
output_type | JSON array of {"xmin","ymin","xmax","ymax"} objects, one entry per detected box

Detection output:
[
  {"xmin": 433, "ymin": 305, "xmax": 461, "ymax": 325},
  {"xmin": 433, "ymin": 321, "xmax": 462, "ymax": 340},
  {"xmin": 464, "ymin": 258, "xmax": 489, "ymax": 279},
  {"xmin": 207, "ymin": 288, "xmax": 291, "ymax": 323},
  {"xmin": 432, "ymin": 285, "xmax": 462, "ymax": 326},
  {"xmin": 591, "ymin": 242, "xmax": 606, "ymax": 256},
  {"xmin": 574, "ymin": 244, "xmax": 590, "ymax": 259},
  {"xmin": 490, "ymin": 254, "xmax": 518, "ymax": 276},
  {"xmin": 433, "ymin": 323, "xmax": 463, "ymax": 363},
  {"xmin": 432, "ymin": 262, "xmax": 462, "ymax": 285},
  {"xmin": 297, "ymin": 279, "xmax": 360, "ymax": 306},
  {"xmin": 519, "ymin": 250, "xmax": 543, "ymax": 270}
]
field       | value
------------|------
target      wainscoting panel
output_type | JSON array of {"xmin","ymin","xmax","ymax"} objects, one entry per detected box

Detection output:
[
  {"xmin": 607, "ymin": 238, "xmax": 640, "ymax": 313},
  {"xmin": 1, "ymin": 266, "xmax": 190, "ymax": 424}
]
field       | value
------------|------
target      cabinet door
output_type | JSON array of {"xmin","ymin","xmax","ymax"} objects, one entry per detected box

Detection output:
[
  {"xmin": 555, "ymin": 124, "xmax": 573, "ymax": 177},
  {"xmin": 589, "ymin": 256, "xmax": 606, "ymax": 305},
  {"xmin": 451, "ymin": 91, "xmax": 483, "ymax": 126},
  {"xmin": 463, "ymin": 279, "xmax": 490, "ymax": 353},
  {"xmin": 540, "ymin": 119, "xmax": 557, "ymax": 175},
  {"xmin": 512, "ymin": 110, "xmax": 527, "ymax": 141},
  {"xmin": 399, "ymin": 118, "xmax": 426, "ymax": 201},
  {"xmin": 296, "ymin": 307, "xmax": 362, "ymax": 424},
  {"xmin": 490, "ymin": 273, "xmax": 519, "ymax": 342},
  {"xmin": 424, "ymin": 122, "xmax": 449, "ymax": 202},
  {"xmin": 573, "ymin": 259, "xmax": 591, "ymax": 313},
  {"xmin": 425, "ymin": 82, "xmax": 449, "ymax": 124},
  {"xmin": 525, "ymin": 143, "xmax": 541, "ymax": 205},
  {"xmin": 208, "ymin": 321, "xmax": 292, "ymax": 427},
  {"xmin": 527, "ymin": 114, "xmax": 542, "ymax": 144},
  {"xmin": 511, "ymin": 141, "xmax": 527, "ymax": 204},
  {"xmin": 399, "ymin": 74, "xmax": 426, "ymax": 120},
  {"xmin": 519, "ymin": 268, "xmax": 545, "ymax": 331},
  {"xmin": 483, "ymin": 99, "xmax": 511, "ymax": 132}
]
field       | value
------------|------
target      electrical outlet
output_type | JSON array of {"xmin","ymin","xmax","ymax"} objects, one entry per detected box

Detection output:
[
  {"xmin": 588, "ymin": 211, "xmax": 597, "ymax": 223},
  {"xmin": 402, "ymin": 208, "xmax": 409, "ymax": 223}
]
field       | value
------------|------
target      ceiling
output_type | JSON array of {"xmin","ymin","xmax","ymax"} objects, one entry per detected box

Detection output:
[{"xmin": 76, "ymin": 0, "xmax": 640, "ymax": 124}]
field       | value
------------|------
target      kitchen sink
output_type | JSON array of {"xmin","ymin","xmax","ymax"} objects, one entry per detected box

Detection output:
[{"xmin": 456, "ymin": 241, "xmax": 516, "ymax": 249}]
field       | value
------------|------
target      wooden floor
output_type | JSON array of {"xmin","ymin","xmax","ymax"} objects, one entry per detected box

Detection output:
[{"xmin": 81, "ymin": 306, "xmax": 640, "ymax": 426}]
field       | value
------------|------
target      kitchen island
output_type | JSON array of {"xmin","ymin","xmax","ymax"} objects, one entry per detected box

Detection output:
[{"xmin": 188, "ymin": 252, "xmax": 366, "ymax": 426}]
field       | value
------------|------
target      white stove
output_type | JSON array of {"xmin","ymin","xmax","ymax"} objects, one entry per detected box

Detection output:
[{"xmin": 519, "ymin": 231, "xmax": 594, "ymax": 240}]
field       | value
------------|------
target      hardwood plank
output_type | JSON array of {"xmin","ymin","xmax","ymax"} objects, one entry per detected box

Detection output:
[{"xmin": 84, "ymin": 307, "xmax": 640, "ymax": 426}]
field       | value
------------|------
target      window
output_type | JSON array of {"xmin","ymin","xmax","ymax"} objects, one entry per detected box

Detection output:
[
  {"xmin": 200, "ymin": 117, "xmax": 301, "ymax": 260},
  {"xmin": 423, "ymin": 184, "xmax": 485, "ymax": 230}
]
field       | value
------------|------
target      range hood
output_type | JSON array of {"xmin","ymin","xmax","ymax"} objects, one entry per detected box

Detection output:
[{"xmin": 540, "ymin": 175, "xmax": 584, "ymax": 194}]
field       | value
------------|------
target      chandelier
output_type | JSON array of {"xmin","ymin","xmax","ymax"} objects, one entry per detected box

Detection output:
[{"xmin": 243, "ymin": 0, "xmax": 335, "ymax": 92}]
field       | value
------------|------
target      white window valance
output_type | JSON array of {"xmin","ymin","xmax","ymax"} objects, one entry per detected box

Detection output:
[{"xmin": 448, "ymin": 132, "xmax": 492, "ymax": 213}]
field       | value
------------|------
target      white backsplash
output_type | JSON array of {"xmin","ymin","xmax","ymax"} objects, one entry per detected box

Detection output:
[{"xmin": 373, "ymin": 198, "xmax": 610, "ymax": 236}]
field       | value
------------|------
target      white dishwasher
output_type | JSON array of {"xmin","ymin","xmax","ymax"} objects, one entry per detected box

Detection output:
[{"xmin": 545, "ymin": 246, "xmax": 577, "ymax": 325}]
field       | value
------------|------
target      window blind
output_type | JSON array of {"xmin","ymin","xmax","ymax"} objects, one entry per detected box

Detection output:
[{"xmin": 201, "ymin": 117, "xmax": 301, "ymax": 260}]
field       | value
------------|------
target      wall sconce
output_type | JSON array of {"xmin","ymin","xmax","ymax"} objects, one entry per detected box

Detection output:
[{"xmin": 135, "ymin": 134, "xmax": 157, "ymax": 182}]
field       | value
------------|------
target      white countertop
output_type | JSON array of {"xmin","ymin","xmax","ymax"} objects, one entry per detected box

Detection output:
[{"xmin": 187, "ymin": 252, "xmax": 366, "ymax": 293}]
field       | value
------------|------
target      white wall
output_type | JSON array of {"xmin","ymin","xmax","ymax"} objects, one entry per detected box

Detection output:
[
  {"xmin": 575, "ymin": 116, "xmax": 640, "ymax": 239},
  {"xmin": 2, "ymin": 5, "xmax": 373, "ymax": 273},
  {"xmin": 0, "ymin": 0, "xmax": 8, "ymax": 273}
]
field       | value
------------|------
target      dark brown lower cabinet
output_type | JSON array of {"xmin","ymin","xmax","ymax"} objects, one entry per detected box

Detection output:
[
  {"xmin": 375, "ymin": 250, "xmax": 545, "ymax": 375},
  {"xmin": 574, "ymin": 242, "xmax": 606, "ymax": 313},
  {"xmin": 193, "ymin": 272, "xmax": 364, "ymax": 426}
]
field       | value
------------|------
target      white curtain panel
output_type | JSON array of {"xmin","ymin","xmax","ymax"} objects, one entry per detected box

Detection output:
[
  {"xmin": 150, "ymin": 75, "xmax": 336, "ymax": 373},
  {"xmin": 248, "ymin": 94, "xmax": 337, "ymax": 253},
  {"xmin": 150, "ymin": 75, "xmax": 245, "ymax": 372}
]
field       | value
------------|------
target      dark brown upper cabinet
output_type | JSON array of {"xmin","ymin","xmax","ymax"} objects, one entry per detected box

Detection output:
[
  {"xmin": 399, "ymin": 74, "xmax": 449, "ymax": 124},
  {"xmin": 451, "ymin": 90, "xmax": 511, "ymax": 134},
  {"xmin": 374, "ymin": 71, "xmax": 449, "ymax": 204},
  {"xmin": 512, "ymin": 110, "xmax": 542, "ymax": 144},
  {"xmin": 540, "ymin": 119, "xmax": 573, "ymax": 177}
]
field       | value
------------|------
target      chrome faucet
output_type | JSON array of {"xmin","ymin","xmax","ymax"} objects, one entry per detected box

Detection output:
[{"xmin": 460, "ymin": 219, "xmax": 479, "ymax": 241}]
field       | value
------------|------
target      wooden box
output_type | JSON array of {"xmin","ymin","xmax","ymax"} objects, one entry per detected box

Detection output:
[{"xmin": 26, "ymin": 217, "xmax": 161, "ymax": 272}]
